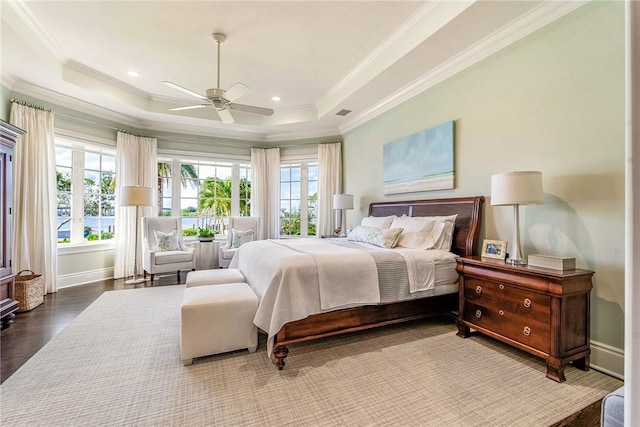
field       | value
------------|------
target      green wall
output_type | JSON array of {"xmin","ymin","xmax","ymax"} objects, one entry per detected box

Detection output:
[{"xmin": 344, "ymin": 1, "xmax": 625, "ymax": 351}]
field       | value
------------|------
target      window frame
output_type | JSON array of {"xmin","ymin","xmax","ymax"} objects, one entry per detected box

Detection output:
[
  {"xmin": 54, "ymin": 130, "xmax": 117, "ymax": 250},
  {"xmin": 280, "ymin": 155, "xmax": 318, "ymax": 238},
  {"xmin": 157, "ymin": 149, "xmax": 252, "ymax": 239}
]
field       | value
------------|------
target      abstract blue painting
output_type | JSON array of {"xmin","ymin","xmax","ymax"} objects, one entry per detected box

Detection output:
[{"xmin": 383, "ymin": 121, "xmax": 454, "ymax": 194}]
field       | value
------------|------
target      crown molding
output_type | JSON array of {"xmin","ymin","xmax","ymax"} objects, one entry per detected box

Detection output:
[
  {"xmin": 339, "ymin": 0, "xmax": 588, "ymax": 134},
  {"xmin": 262, "ymin": 126, "xmax": 342, "ymax": 143},
  {"xmin": 316, "ymin": 0, "xmax": 475, "ymax": 118},
  {"xmin": 6, "ymin": 0, "xmax": 67, "ymax": 62}
]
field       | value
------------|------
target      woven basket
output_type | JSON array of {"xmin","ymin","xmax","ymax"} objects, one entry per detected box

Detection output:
[{"xmin": 14, "ymin": 270, "xmax": 45, "ymax": 312}]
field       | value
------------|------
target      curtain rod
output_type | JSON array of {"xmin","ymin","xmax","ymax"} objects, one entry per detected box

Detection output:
[
  {"xmin": 117, "ymin": 129, "xmax": 155, "ymax": 139},
  {"xmin": 10, "ymin": 99, "xmax": 51, "ymax": 112}
]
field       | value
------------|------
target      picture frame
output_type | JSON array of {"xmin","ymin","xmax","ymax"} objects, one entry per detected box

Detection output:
[{"xmin": 481, "ymin": 239, "xmax": 508, "ymax": 260}]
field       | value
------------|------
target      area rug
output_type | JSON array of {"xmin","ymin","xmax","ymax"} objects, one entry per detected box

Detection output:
[{"xmin": 0, "ymin": 285, "xmax": 622, "ymax": 426}]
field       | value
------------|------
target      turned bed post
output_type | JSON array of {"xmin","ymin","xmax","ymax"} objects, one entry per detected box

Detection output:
[{"xmin": 273, "ymin": 345, "xmax": 289, "ymax": 370}]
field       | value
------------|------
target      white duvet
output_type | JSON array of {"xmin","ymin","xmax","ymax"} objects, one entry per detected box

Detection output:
[{"xmin": 229, "ymin": 238, "xmax": 454, "ymax": 354}]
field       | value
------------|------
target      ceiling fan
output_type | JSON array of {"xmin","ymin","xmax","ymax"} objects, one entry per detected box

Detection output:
[{"xmin": 162, "ymin": 33, "xmax": 274, "ymax": 124}]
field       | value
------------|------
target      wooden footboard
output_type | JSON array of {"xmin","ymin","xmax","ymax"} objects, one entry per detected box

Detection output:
[
  {"xmin": 272, "ymin": 196, "xmax": 484, "ymax": 370},
  {"xmin": 273, "ymin": 293, "xmax": 458, "ymax": 369}
]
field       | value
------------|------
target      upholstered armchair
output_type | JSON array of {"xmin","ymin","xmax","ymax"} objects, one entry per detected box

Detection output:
[
  {"xmin": 142, "ymin": 217, "xmax": 196, "ymax": 281},
  {"xmin": 218, "ymin": 216, "xmax": 259, "ymax": 268}
]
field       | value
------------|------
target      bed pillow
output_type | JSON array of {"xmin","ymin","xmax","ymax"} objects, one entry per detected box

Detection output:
[
  {"xmin": 347, "ymin": 225, "xmax": 403, "ymax": 248},
  {"xmin": 398, "ymin": 214, "xmax": 458, "ymax": 251},
  {"xmin": 154, "ymin": 229, "xmax": 181, "ymax": 251},
  {"xmin": 434, "ymin": 221, "xmax": 455, "ymax": 251},
  {"xmin": 389, "ymin": 216, "xmax": 445, "ymax": 250},
  {"xmin": 360, "ymin": 215, "xmax": 396, "ymax": 229},
  {"xmin": 230, "ymin": 228, "xmax": 255, "ymax": 249}
]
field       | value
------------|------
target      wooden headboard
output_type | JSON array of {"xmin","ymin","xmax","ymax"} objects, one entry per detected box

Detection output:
[{"xmin": 368, "ymin": 196, "xmax": 485, "ymax": 257}]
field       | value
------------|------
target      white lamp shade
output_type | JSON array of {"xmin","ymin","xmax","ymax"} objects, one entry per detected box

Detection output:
[
  {"xmin": 333, "ymin": 194, "xmax": 354, "ymax": 210},
  {"xmin": 491, "ymin": 171, "xmax": 543, "ymax": 206},
  {"xmin": 120, "ymin": 186, "xmax": 153, "ymax": 207}
]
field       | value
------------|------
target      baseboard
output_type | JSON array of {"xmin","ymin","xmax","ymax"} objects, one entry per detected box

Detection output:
[
  {"xmin": 57, "ymin": 268, "xmax": 114, "ymax": 289},
  {"xmin": 590, "ymin": 339, "xmax": 624, "ymax": 380}
]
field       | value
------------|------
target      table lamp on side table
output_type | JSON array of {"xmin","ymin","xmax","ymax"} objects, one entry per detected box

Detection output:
[
  {"xmin": 333, "ymin": 193, "xmax": 354, "ymax": 237},
  {"xmin": 491, "ymin": 171, "xmax": 543, "ymax": 265},
  {"xmin": 121, "ymin": 185, "xmax": 153, "ymax": 284}
]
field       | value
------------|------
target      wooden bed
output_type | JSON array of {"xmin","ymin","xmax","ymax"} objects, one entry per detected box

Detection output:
[{"xmin": 272, "ymin": 196, "xmax": 485, "ymax": 369}]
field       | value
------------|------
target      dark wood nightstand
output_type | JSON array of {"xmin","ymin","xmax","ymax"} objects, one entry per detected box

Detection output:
[{"xmin": 456, "ymin": 256, "xmax": 593, "ymax": 382}]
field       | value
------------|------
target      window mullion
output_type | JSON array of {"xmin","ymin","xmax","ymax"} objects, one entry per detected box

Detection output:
[
  {"xmin": 231, "ymin": 165, "xmax": 239, "ymax": 216},
  {"xmin": 71, "ymin": 149, "xmax": 84, "ymax": 242},
  {"xmin": 171, "ymin": 159, "xmax": 181, "ymax": 215},
  {"xmin": 300, "ymin": 166, "xmax": 309, "ymax": 237}
]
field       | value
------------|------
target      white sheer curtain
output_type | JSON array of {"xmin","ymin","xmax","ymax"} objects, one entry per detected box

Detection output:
[
  {"xmin": 114, "ymin": 131, "xmax": 157, "ymax": 279},
  {"xmin": 250, "ymin": 147, "xmax": 280, "ymax": 239},
  {"xmin": 10, "ymin": 102, "xmax": 58, "ymax": 294},
  {"xmin": 626, "ymin": 1, "xmax": 639, "ymax": 424},
  {"xmin": 317, "ymin": 142, "xmax": 342, "ymax": 237}
]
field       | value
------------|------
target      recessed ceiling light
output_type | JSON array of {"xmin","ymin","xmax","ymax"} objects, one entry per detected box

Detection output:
[
  {"xmin": 127, "ymin": 70, "xmax": 140, "ymax": 77},
  {"xmin": 272, "ymin": 96, "xmax": 280, "ymax": 101}
]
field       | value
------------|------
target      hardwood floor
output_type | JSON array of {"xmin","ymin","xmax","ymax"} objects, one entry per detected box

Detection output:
[{"xmin": 0, "ymin": 275, "xmax": 603, "ymax": 426}]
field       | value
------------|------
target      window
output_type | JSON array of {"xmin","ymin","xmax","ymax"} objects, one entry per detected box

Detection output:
[
  {"xmin": 280, "ymin": 161, "xmax": 317, "ymax": 237},
  {"xmin": 55, "ymin": 134, "xmax": 116, "ymax": 245},
  {"xmin": 157, "ymin": 156, "xmax": 251, "ymax": 237}
]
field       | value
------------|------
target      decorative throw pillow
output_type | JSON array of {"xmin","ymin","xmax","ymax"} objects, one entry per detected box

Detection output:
[
  {"xmin": 360, "ymin": 215, "xmax": 396, "ymax": 229},
  {"xmin": 154, "ymin": 229, "xmax": 181, "ymax": 251},
  {"xmin": 230, "ymin": 228, "xmax": 255, "ymax": 249},
  {"xmin": 347, "ymin": 225, "xmax": 403, "ymax": 249}
]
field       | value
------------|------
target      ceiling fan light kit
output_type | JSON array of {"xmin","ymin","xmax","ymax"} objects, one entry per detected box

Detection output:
[{"xmin": 163, "ymin": 32, "xmax": 274, "ymax": 124}]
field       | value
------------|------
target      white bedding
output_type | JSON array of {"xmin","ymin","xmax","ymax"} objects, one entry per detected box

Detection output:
[{"xmin": 229, "ymin": 238, "xmax": 458, "ymax": 354}]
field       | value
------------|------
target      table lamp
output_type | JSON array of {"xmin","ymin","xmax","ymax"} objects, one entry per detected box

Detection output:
[
  {"xmin": 491, "ymin": 171, "xmax": 543, "ymax": 265},
  {"xmin": 333, "ymin": 193, "xmax": 354, "ymax": 237}
]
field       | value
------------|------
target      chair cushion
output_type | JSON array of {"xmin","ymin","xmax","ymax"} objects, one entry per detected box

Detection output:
[
  {"xmin": 154, "ymin": 250, "xmax": 193, "ymax": 265},
  {"xmin": 154, "ymin": 229, "xmax": 181, "ymax": 251}
]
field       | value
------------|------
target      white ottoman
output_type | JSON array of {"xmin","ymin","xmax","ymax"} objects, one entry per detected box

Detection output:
[
  {"xmin": 185, "ymin": 268, "xmax": 245, "ymax": 287},
  {"xmin": 181, "ymin": 283, "xmax": 258, "ymax": 365}
]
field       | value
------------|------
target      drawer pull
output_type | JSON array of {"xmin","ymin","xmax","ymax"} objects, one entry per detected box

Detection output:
[
  {"xmin": 475, "ymin": 310, "xmax": 482, "ymax": 319},
  {"xmin": 523, "ymin": 326, "xmax": 531, "ymax": 336},
  {"xmin": 499, "ymin": 284, "xmax": 505, "ymax": 290},
  {"xmin": 475, "ymin": 286, "xmax": 482, "ymax": 294},
  {"xmin": 499, "ymin": 310, "xmax": 504, "ymax": 316},
  {"xmin": 523, "ymin": 298, "xmax": 532, "ymax": 308}
]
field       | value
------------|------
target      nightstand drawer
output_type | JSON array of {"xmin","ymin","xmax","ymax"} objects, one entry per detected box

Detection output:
[
  {"xmin": 464, "ymin": 278, "xmax": 550, "ymax": 324},
  {"xmin": 464, "ymin": 301, "xmax": 551, "ymax": 353}
]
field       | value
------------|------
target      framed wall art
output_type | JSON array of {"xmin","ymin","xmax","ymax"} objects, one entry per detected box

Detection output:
[{"xmin": 383, "ymin": 120, "xmax": 454, "ymax": 194}]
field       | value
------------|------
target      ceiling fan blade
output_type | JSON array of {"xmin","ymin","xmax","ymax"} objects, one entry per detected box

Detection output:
[
  {"xmin": 224, "ymin": 82, "xmax": 250, "ymax": 102},
  {"xmin": 162, "ymin": 81, "xmax": 207, "ymax": 101},
  {"xmin": 169, "ymin": 104, "xmax": 209, "ymax": 111},
  {"xmin": 229, "ymin": 103, "xmax": 274, "ymax": 116},
  {"xmin": 216, "ymin": 108, "xmax": 235, "ymax": 124}
]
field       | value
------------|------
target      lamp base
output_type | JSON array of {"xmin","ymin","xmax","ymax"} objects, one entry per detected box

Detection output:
[
  {"xmin": 125, "ymin": 277, "xmax": 146, "ymax": 285},
  {"xmin": 506, "ymin": 257, "xmax": 527, "ymax": 266}
]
